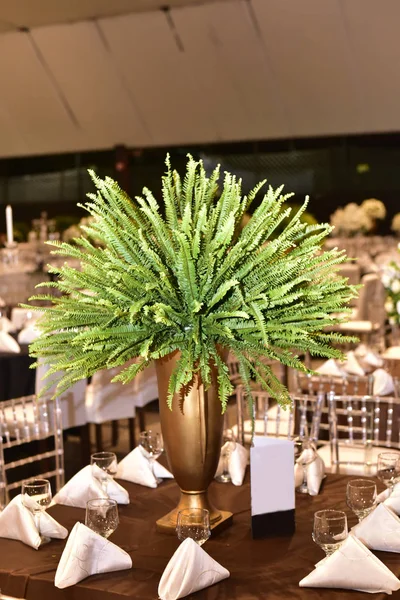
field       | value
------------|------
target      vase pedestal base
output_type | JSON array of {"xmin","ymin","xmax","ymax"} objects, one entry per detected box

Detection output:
[{"xmin": 156, "ymin": 509, "xmax": 233, "ymax": 535}]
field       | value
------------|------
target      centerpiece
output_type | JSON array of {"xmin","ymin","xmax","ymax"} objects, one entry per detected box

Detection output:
[{"xmin": 27, "ymin": 155, "xmax": 355, "ymax": 533}]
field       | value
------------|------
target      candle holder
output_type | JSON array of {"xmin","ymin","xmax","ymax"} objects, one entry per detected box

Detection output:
[{"xmin": 3, "ymin": 241, "xmax": 19, "ymax": 268}]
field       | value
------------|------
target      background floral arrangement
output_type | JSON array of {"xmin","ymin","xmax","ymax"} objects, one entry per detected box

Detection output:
[
  {"xmin": 391, "ymin": 213, "xmax": 400, "ymax": 234},
  {"xmin": 330, "ymin": 198, "xmax": 386, "ymax": 236},
  {"xmin": 361, "ymin": 198, "xmax": 386, "ymax": 220},
  {"xmin": 382, "ymin": 262, "xmax": 400, "ymax": 325}
]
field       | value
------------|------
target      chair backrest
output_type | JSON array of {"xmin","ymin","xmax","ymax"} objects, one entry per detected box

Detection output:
[
  {"xmin": 235, "ymin": 385, "xmax": 324, "ymax": 446},
  {"xmin": 0, "ymin": 394, "xmax": 64, "ymax": 507},
  {"xmin": 355, "ymin": 273, "xmax": 386, "ymax": 325},
  {"xmin": 86, "ymin": 360, "xmax": 138, "ymax": 423},
  {"xmin": 327, "ymin": 392, "xmax": 400, "ymax": 469},
  {"xmin": 295, "ymin": 371, "xmax": 374, "ymax": 397}
]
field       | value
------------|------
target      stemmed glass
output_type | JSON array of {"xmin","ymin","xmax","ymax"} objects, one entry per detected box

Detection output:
[
  {"xmin": 347, "ymin": 479, "xmax": 377, "ymax": 522},
  {"xmin": 139, "ymin": 431, "xmax": 164, "ymax": 484},
  {"xmin": 215, "ymin": 429, "xmax": 236, "ymax": 483},
  {"xmin": 176, "ymin": 508, "xmax": 211, "ymax": 546},
  {"xmin": 91, "ymin": 452, "xmax": 118, "ymax": 495},
  {"xmin": 312, "ymin": 510, "xmax": 348, "ymax": 556},
  {"xmin": 294, "ymin": 438, "xmax": 317, "ymax": 494},
  {"xmin": 21, "ymin": 479, "xmax": 52, "ymax": 545},
  {"xmin": 377, "ymin": 452, "xmax": 400, "ymax": 491},
  {"xmin": 85, "ymin": 499, "xmax": 119, "ymax": 538}
]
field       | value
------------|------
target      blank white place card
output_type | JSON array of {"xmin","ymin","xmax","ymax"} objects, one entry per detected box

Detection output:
[{"xmin": 250, "ymin": 437, "xmax": 295, "ymax": 539}]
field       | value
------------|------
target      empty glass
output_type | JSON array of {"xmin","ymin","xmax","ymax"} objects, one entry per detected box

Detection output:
[
  {"xmin": 91, "ymin": 451, "xmax": 118, "ymax": 495},
  {"xmin": 139, "ymin": 431, "xmax": 164, "ymax": 484},
  {"xmin": 347, "ymin": 479, "xmax": 377, "ymax": 522},
  {"xmin": 21, "ymin": 479, "xmax": 52, "ymax": 545},
  {"xmin": 176, "ymin": 508, "xmax": 211, "ymax": 546},
  {"xmin": 294, "ymin": 438, "xmax": 317, "ymax": 494},
  {"xmin": 312, "ymin": 510, "xmax": 348, "ymax": 556},
  {"xmin": 215, "ymin": 429, "xmax": 236, "ymax": 483},
  {"xmin": 377, "ymin": 452, "xmax": 400, "ymax": 490},
  {"xmin": 85, "ymin": 498, "xmax": 119, "ymax": 538}
]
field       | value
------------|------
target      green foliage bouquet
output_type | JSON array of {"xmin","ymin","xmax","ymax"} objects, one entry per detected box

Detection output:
[{"xmin": 28, "ymin": 155, "xmax": 356, "ymax": 411}]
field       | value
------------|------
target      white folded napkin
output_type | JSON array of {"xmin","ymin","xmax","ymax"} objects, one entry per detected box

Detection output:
[
  {"xmin": 215, "ymin": 441, "xmax": 248, "ymax": 486},
  {"xmin": 0, "ymin": 316, "xmax": 16, "ymax": 333},
  {"xmin": 0, "ymin": 494, "xmax": 67, "ymax": 549},
  {"xmin": 158, "ymin": 537, "xmax": 230, "ymax": 600},
  {"xmin": 0, "ymin": 331, "xmax": 20, "ymax": 353},
  {"xmin": 17, "ymin": 323, "xmax": 40, "ymax": 344},
  {"xmin": 352, "ymin": 503, "xmax": 400, "ymax": 552},
  {"xmin": 316, "ymin": 359, "xmax": 345, "ymax": 377},
  {"xmin": 53, "ymin": 465, "xmax": 129, "ymax": 508},
  {"xmin": 342, "ymin": 351, "xmax": 365, "ymax": 376},
  {"xmin": 294, "ymin": 453, "xmax": 325, "ymax": 496},
  {"xmin": 364, "ymin": 351, "xmax": 384, "ymax": 369},
  {"xmin": 299, "ymin": 534, "xmax": 400, "ymax": 593},
  {"xmin": 372, "ymin": 368, "xmax": 395, "ymax": 396},
  {"xmin": 116, "ymin": 446, "xmax": 173, "ymax": 488},
  {"xmin": 384, "ymin": 484, "xmax": 400, "ymax": 514},
  {"xmin": 55, "ymin": 522, "xmax": 132, "ymax": 589},
  {"xmin": 383, "ymin": 346, "xmax": 400, "ymax": 359}
]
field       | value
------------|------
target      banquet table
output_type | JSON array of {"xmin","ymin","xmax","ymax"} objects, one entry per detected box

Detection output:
[{"xmin": 0, "ymin": 473, "xmax": 398, "ymax": 600}]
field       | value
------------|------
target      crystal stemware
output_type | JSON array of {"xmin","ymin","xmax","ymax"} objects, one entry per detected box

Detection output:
[
  {"xmin": 91, "ymin": 451, "xmax": 118, "ymax": 495},
  {"xmin": 21, "ymin": 478, "xmax": 52, "ymax": 545},
  {"xmin": 176, "ymin": 508, "xmax": 211, "ymax": 546},
  {"xmin": 215, "ymin": 429, "xmax": 236, "ymax": 483},
  {"xmin": 377, "ymin": 452, "xmax": 400, "ymax": 491},
  {"xmin": 312, "ymin": 510, "xmax": 348, "ymax": 556},
  {"xmin": 139, "ymin": 431, "xmax": 164, "ymax": 484},
  {"xmin": 85, "ymin": 498, "xmax": 119, "ymax": 538},
  {"xmin": 347, "ymin": 479, "xmax": 377, "ymax": 522}
]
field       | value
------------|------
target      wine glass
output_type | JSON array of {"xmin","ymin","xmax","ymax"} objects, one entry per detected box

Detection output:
[
  {"xmin": 377, "ymin": 452, "xmax": 400, "ymax": 491},
  {"xmin": 139, "ymin": 431, "xmax": 164, "ymax": 484},
  {"xmin": 215, "ymin": 429, "xmax": 236, "ymax": 483},
  {"xmin": 312, "ymin": 510, "xmax": 348, "ymax": 556},
  {"xmin": 91, "ymin": 452, "xmax": 118, "ymax": 495},
  {"xmin": 347, "ymin": 479, "xmax": 377, "ymax": 522},
  {"xmin": 294, "ymin": 438, "xmax": 317, "ymax": 494},
  {"xmin": 21, "ymin": 479, "xmax": 52, "ymax": 545},
  {"xmin": 176, "ymin": 508, "xmax": 211, "ymax": 546},
  {"xmin": 85, "ymin": 498, "xmax": 119, "ymax": 538}
]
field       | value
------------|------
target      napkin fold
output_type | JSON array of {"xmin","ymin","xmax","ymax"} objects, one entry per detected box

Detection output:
[
  {"xmin": 116, "ymin": 447, "xmax": 173, "ymax": 488},
  {"xmin": 215, "ymin": 441, "xmax": 248, "ymax": 486},
  {"xmin": 342, "ymin": 351, "xmax": 365, "ymax": 376},
  {"xmin": 55, "ymin": 522, "xmax": 132, "ymax": 589},
  {"xmin": 158, "ymin": 537, "xmax": 230, "ymax": 600},
  {"xmin": 53, "ymin": 465, "xmax": 129, "ymax": 508},
  {"xmin": 0, "ymin": 494, "xmax": 67, "ymax": 549},
  {"xmin": 316, "ymin": 359, "xmax": 345, "ymax": 377},
  {"xmin": 294, "ymin": 453, "xmax": 325, "ymax": 496},
  {"xmin": 372, "ymin": 368, "xmax": 395, "ymax": 396},
  {"xmin": 17, "ymin": 323, "xmax": 40, "ymax": 344},
  {"xmin": 0, "ymin": 316, "xmax": 16, "ymax": 333},
  {"xmin": 299, "ymin": 534, "xmax": 400, "ymax": 594},
  {"xmin": 352, "ymin": 503, "xmax": 400, "ymax": 552},
  {"xmin": 0, "ymin": 331, "xmax": 20, "ymax": 353},
  {"xmin": 384, "ymin": 483, "xmax": 400, "ymax": 515}
]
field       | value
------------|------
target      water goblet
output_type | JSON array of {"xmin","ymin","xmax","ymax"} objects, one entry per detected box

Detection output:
[
  {"xmin": 21, "ymin": 478, "xmax": 52, "ymax": 545},
  {"xmin": 312, "ymin": 510, "xmax": 348, "ymax": 556},
  {"xmin": 139, "ymin": 431, "xmax": 164, "ymax": 484},
  {"xmin": 294, "ymin": 438, "xmax": 317, "ymax": 494},
  {"xmin": 347, "ymin": 479, "xmax": 377, "ymax": 522},
  {"xmin": 176, "ymin": 508, "xmax": 211, "ymax": 546},
  {"xmin": 85, "ymin": 498, "xmax": 119, "ymax": 539},
  {"xmin": 377, "ymin": 452, "xmax": 400, "ymax": 491},
  {"xmin": 91, "ymin": 451, "xmax": 118, "ymax": 495},
  {"xmin": 215, "ymin": 429, "xmax": 236, "ymax": 483}
]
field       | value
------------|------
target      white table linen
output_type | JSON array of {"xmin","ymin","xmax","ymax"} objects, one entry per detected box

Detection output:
[
  {"xmin": 215, "ymin": 441, "xmax": 248, "ymax": 486},
  {"xmin": 352, "ymin": 503, "xmax": 400, "ymax": 552},
  {"xmin": 116, "ymin": 447, "xmax": 173, "ymax": 488},
  {"xmin": 53, "ymin": 465, "xmax": 129, "ymax": 508}
]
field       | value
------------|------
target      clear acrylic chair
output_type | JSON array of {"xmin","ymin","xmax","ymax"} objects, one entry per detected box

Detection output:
[
  {"xmin": 234, "ymin": 385, "xmax": 324, "ymax": 446},
  {"xmin": 318, "ymin": 392, "xmax": 400, "ymax": 475},
  {"xmin": 0, "ymin": 394, "xmax": 64, "ymax": 508}
]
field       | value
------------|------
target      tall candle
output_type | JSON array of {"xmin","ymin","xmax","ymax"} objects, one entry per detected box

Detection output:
[{"xmin": 5, "ymin": 205, "xmax": 13, "ymax": 245}]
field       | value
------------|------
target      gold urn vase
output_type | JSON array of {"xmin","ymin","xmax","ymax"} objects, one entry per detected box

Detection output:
[{"xmin": 155, "ymin": 351, "xmax": 233, "ymax": 534}]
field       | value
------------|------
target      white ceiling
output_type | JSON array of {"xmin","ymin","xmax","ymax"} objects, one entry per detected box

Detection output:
[{"xmin": 0, "ymin": 0, "xmax": 399, "ymax": 158}]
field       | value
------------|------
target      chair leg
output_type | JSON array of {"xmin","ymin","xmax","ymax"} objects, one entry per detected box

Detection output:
[
  {"xmin": 95, "ymin": 424, "xmax": 103, "ymax": 452},
  {"xmin": 128, "ymin": 417, "xmax": 136, "ymax": 449},
  {"xmin": 137, "ymin": 406, "xmax": 146, "ymax": 433},
  {"xmin": 80, "ymin": 424, "xmax": 91, "ymax": 466},
  {"xmin": 111, "ymin": 421, "xmax": 119, "ymax": 447}
]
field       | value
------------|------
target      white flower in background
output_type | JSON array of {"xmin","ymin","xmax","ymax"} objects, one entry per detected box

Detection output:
[
  {"xmin": 382, "ymin": 273, "xmax": 392, "ymax": 288},
  {"xmin": 385, "ymin": 298, "xmax": 394, "ymax": 313},
  {"xmin": 392, "ymin": 279, "xmax": 400, "ymax": 294},
  {"xmin": 392, "ymin": 213, "xmax": 400, "ymax": 233},
  {"xmin": 361, "ymin": 198, "xmax": 386, "ymax": 220},
  {"xmin": 330, "ymin": 203, "xmax": 373, "ymax": 235},
  {"xmin": 397, "ymin": 300, "xmax": 400, "ymax": 315},
  {"xmin": 390, "ymin": 317, "xmax": 397, "ymax": 325}
]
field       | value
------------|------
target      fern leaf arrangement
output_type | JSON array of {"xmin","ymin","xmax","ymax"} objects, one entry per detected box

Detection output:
[{"xmin": 28, "ymin": 155, "xmax": 356, "ymax": 412}]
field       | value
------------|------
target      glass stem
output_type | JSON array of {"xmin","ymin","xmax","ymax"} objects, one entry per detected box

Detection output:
[
  {"xmin": 302, "ymin": 465, "xmax": 308, "ymax": 491},
  {"xmin": 223, "ymin": 454, "xmax": 229, "ymax": 477}
]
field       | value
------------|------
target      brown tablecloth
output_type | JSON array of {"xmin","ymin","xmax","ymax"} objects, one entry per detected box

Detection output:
[{"xmin": 0, "ymin": 473, "xmax": 398, "ymax": 600}]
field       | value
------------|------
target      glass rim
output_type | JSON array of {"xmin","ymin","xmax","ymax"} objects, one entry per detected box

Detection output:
[
  {"xmin": 21, "ymin": 478, "xmax": 50, "ymax": 487},
  {"xmin": 177, "ymin": 508, "xmax": 210, "ymax": 517},
  {"xmin": 91, "ymin": 451, "xmax": 116, "ymax": 459},
  {"xmin": 86, "ymin": 498, "xmax": 117, "ymax": 508},
  {"xmin": 314, "ymin": 509, "xmax": 347, "ymax": 520},
  {"xmin": 139, "ymin": 430, "xmax": 160, "ymax": 437},
  {"xmin": 347, "ymin": 479, "xmax": 376, "ymax": 489}
]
